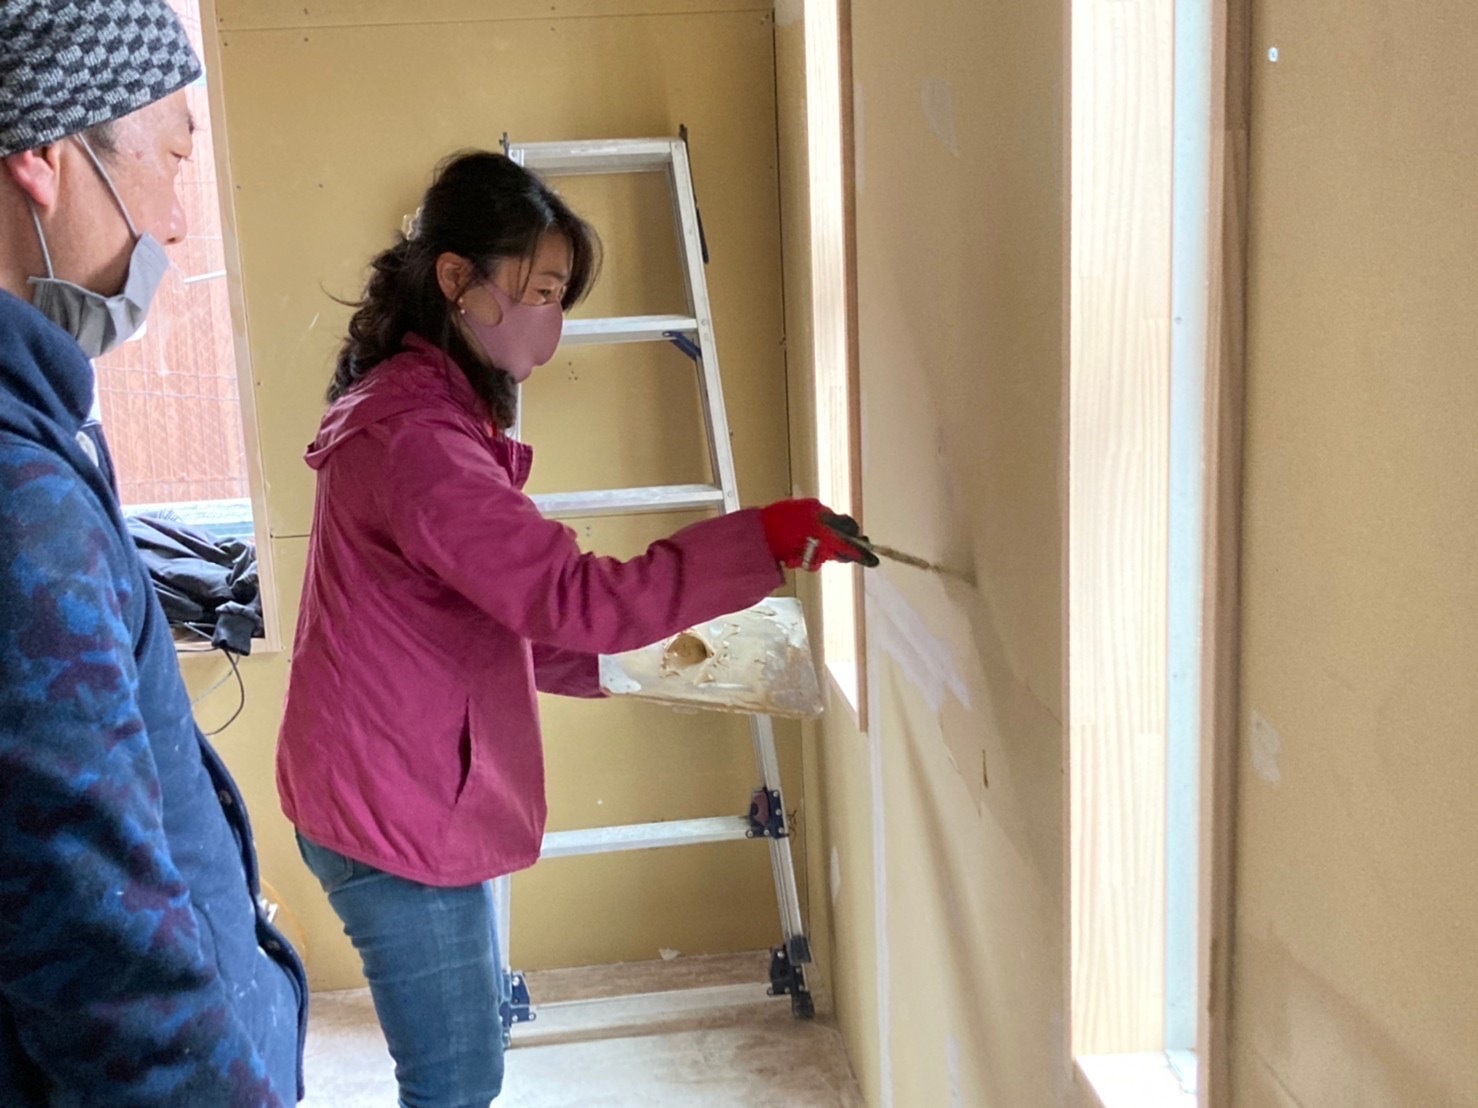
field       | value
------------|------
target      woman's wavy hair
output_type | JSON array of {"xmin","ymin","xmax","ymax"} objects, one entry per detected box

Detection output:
[{"xmin": 329, "ymin": 150, "xmax": 601, "ymax": 429}]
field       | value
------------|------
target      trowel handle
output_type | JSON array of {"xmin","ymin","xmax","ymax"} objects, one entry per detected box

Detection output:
[{"xmin": 817, "ymin": 511, "xmax": 882, "ymax": 569}]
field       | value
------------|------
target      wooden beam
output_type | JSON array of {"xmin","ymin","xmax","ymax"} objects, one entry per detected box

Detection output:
[
  {"xmin": 1197, "ymin": 0, "xmax": 1252, "ymax": 1101},
  {"xmin": 1068, "ymin": 0, "xmax": 1175, "ymax": 1056},
  {"xmin": 837, "ymin": 0, "xmax": 868, "ymax": 731}
]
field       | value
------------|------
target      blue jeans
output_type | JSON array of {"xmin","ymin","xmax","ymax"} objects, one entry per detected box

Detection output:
[{"xmin": 296, "ymin": 833, "xmax": 507, "ymax": 1107}]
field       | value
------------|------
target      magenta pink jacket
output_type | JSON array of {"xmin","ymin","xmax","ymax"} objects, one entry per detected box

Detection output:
[{"xmin": 276, "ymin": 336, "xmax": 783, "ymax": 886}]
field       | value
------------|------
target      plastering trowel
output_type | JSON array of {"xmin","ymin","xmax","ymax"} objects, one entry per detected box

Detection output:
[{"xmin": 819, "ymin": 512, "xmax": 975, "ymax": 585}]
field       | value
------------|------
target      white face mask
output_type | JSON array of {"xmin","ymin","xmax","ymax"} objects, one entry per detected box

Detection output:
[{"xmin": 27, "ymin": 135, "xmax": 170, "ymax": 359}]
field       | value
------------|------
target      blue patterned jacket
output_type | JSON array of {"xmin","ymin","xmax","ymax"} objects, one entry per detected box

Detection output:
[{"xmin": 0, "ymin": 291, "xmax": 306, "ymax": 1105}]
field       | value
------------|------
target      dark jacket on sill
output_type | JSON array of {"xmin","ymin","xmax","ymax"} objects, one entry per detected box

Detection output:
[
  {"xmin": 0, "ymin": 290, "xmax": 306, "ymax": 1105},
  {"xmin": 127, "ymin": 514, "xmax": 264, "ymax": 655}
]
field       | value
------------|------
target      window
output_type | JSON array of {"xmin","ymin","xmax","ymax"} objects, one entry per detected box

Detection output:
[
  {"xmin": 805, "ymin": 0, "xmax": 865, "ymax": 717},
  {"xmin": 1068, "ymin": 0, "xmax": 1222, "ymax": 1101},
  {"xmin": 90, "ymin": 0, "xmax": 278, "ymax": 647},
  {"xmin": 92, "ymin": 0, "xmax": 250, "ymax": 533}
]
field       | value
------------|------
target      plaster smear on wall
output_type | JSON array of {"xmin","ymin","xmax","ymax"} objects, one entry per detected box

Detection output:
[
  {"xmin": 773, "ymin": 0, "xmax": 802, "ymax": 28},
  {"xmin": 1250, "ymin": 710, "xmax": 1283, "ymax": 785},
  {"xmin": 1240, "ymin": 935, "xmax": 1463, "ymax": 1107},
  {"xmin": 920, "ymin": 77, "xmax": 960, "ymax": 156},
  {"xmin": 865, "ymin": 573, "xmax": 971, "ymax": 715},
  {"xmin": 947, "ymin": 1034, "xmax": 964, "ymax": 1107},
  {"xmin": 864, "ymin": 567, "xmax": 989, "ymax": 813}
]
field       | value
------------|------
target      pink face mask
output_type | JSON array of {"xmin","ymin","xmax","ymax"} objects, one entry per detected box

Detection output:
[{"xmin": 459, "ymin": 283, "xmax": 564, "ymax": 382}]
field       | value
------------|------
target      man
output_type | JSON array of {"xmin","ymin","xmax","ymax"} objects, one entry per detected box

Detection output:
[{"xmin": 0, "ymin": 2, "xmax": 306, "ymax": 1104}]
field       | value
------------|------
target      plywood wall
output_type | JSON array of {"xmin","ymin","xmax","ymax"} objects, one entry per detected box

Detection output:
[
  {"xmin": 1233, "ymin": 0, "xmax": 1478, "ymax": 1102},
  {"xmin": 189, "ymin": 0, "xmax": 808, "ymax": 991},
  {"xmin": 778, "ymin": 0, "xmax": 1071, "ymax": 1102}
]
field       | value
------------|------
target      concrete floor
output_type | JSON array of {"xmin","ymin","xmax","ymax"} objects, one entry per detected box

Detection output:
[{"xmin": 303, "ymin": 951, "xmax": 865, "ymax": 1107}]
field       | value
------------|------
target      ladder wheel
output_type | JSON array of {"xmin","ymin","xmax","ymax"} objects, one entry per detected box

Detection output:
[{"xmin": 790, "ymin": 992, "xmax": 816, "ymax": 1020}]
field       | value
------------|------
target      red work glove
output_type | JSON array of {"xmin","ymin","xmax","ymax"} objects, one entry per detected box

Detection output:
[{"xmin": 760, "ymin": 498, "xmax": 876, "ymax": 570}]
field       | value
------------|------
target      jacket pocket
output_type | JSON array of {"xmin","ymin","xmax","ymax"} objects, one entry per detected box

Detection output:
[{"xmin": 452, "ymin": 703, "xmax": 475, "ymax": 807}]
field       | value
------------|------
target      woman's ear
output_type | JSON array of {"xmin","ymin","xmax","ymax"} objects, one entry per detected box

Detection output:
[{"xmin": 435, "ymin": 252, "xmax": 473, "ymax": 303}]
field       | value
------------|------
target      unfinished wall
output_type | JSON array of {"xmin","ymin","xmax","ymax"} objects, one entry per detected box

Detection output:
[
  {"xmin": 1233, "ymin": 0, "xmax": 1478, "ymax": 1103},
  {"xmin": 779, "ymin": 0, "xmax": 1070, "ymax": 1103},
  {"xmin": 186, "ymin": 0, "xmax": 809, "ymax": 991}
]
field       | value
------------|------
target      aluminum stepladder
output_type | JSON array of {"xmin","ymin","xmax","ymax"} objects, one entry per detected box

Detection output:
[{"xmin": 491, "ymin": 133, "xmax": 814, "ymax": 1036}]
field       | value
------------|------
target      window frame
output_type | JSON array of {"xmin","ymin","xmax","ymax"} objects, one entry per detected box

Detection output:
[
  {"xmin": 1066, "ymin": 0, "xmax": 1245, "ymax": 1102},
  {"xmin": 804, "ymin": 0, "xmax": 868, "ymax": 727},
  {"xmin": 187, "ymin": 0, "xmax": 282, "ymax": 653}
]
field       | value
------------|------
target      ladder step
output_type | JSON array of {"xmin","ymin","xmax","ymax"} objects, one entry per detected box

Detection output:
[
  {"xmin": 511, "ymin": 138, "xmax": 678, "ymax": 175},
  {"xmin": 542, "ymin": 816, "xmax": 752, "ymax": 859},
  {"xmin": 532, "ymin": 484, "xmax": 724, "ymax": 520},
  {"xmin": 561, "ymin": 315, "xmax": 698, "ymax": 347}
]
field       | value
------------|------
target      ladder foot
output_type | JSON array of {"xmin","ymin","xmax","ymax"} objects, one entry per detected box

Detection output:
[
  {"xmin": 500, "ymin": 971, "xmax": 536, "ymax": 1041},
  {"xmin": 767, "ymin": 943, "xmax": 815, "ymax": 1020}
]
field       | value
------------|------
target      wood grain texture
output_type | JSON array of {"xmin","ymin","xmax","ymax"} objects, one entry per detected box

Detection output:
[
  {"xmin": 1069, "ymin": 0, "xmax": 1174, "ymax": 1057},
  {"xmin": 1198, "ymin": 0, "xmax": 1251, "ymax": 1101},
  {"xmin": 838, "ymin": 0, "xmax": 868, "ymax": 730},
  {"xmin": 804, "ymin": 0, "xmax": 865, "ymax": 718}
]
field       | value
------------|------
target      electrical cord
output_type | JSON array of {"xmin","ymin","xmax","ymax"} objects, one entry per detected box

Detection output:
[
  {"xmin": 203, "ymin": 647, "xmax": 246, "ymax": 737},
  {"xmin": 182, "ymin": 624, "xmax": 247, "ymax": 736}
]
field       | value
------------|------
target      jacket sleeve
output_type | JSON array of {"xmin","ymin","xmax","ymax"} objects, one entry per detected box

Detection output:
[
  {"xmin": 531, "ymin": 642, "xmax": 605, "ymax": 698},
  {"xmin": 373, "ymin": 415, "xmax": 784, "ymax": 655},
  {"xmin": 0, "ymin": 451, "xmax": 283, "ymax": 1108}
]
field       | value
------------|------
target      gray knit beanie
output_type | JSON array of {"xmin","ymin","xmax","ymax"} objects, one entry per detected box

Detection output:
[{"xmin": 0, "ymin": 0, "xmax": 203, "ymax": 158}]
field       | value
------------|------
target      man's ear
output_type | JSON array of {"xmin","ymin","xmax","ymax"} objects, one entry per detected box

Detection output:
[{"xmin": 2, "ymin": 146, "xmax": 64, "ymax": 210}]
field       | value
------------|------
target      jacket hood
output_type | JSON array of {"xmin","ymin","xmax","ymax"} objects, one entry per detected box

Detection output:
[
  {"xmin": 0, "ymin": 289, "xmax": 93, "ymax": 443},
  {"xmin": 306, "ymin": 335, "xmax": 486, "ymax": 471}
]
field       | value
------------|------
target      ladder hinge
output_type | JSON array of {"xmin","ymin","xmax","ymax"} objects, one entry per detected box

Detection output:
[
  {"xmin": 768, "ymin": 943, "xmax": 815, "ymax": 1019},
  {"xmin": 664, "ymin": 331, "xmax": 701, "ymax": 363},
  {"xmin": 747, "ymin": 788, "xmax": 788, "ymax": 839},
  {"xmin": 499, "ymin": 971, "xmax": 536, "ymax": 1035}
]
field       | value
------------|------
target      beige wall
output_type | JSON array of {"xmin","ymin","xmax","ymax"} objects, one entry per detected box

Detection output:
[
  {"xmin": 786, "ymin": 1, "xmax": 1478, "ymax": 1104},
  {"xmin": 780, "ymin": 0, "xmax": 1478, "ymax": 1103},
  {"xmin": 189, "ymin": 0, "xmax": 812, "ymax": 991},
  {"xmin": 778, "ymin": 0, "xmax": 1071, "ymax": 1104},
  {"xmin": 1233, "ymin": 0, "xmax": 1478, "ymax": 1103}
]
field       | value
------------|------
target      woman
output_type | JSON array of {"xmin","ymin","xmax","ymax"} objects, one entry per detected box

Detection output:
[{"xmin": 276, "ymin": 151, "xmax": 866, "ymax": 1108}]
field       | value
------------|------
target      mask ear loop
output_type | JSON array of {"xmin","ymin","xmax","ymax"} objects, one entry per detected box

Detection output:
[
  {"xmin": 28, "ymin": 134, "xmax": 144, "ymax": 282},
  {"xmin": 28, "ymin": 205, "xmax": 57, "ymax": 278},
  {"xmin": 74, "ymin": 133, "xmax": 142, "ymax": 239}
]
